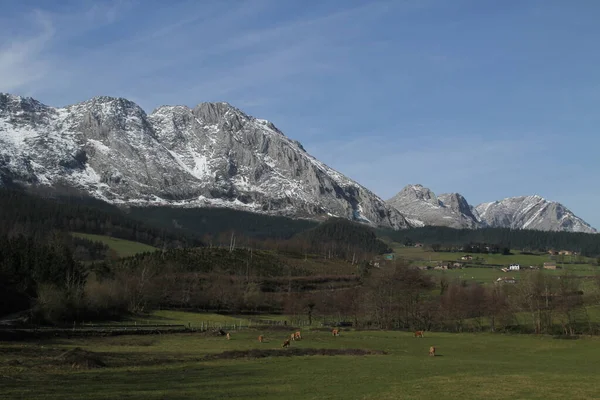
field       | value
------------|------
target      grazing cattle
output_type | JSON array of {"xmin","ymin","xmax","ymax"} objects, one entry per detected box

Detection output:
[
  {"xmin": 290, "ymin": 333, "xmax": 296, "ymax": 341},
  {"xmin": 429, "ymin": 346, "xmax": 436, "ymax": 357},
  {"xmin": 226, "ymin": 332, "xmax": 231, "ymax": 340},
  {"xmin": 294, "ymin": 331, "xmax": 302, "ymax": 340},
  {"xmin": 414, "ymin": 330, "xmax": 424, "ymax": 338},
  {"xmin": 258, "ymin": 335, "xmax": 264, "ymax": 343},
  {"xmin": 332, "ymin": 328, "xmax": 340, "ymax": 336},
  {"xmin": 282, "ymin": 339, "xmax": 291, "ymax": 348}
]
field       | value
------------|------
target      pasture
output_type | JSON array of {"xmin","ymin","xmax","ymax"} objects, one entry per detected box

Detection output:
[
  {"xmin": 391, "ymin": 246, "xmax": 591, "ymax": 267},
  {"xmin": 71, "ymin": 232, "xmax": 159, "ymax": 258},
  {"xmin": 2, "ymin": 324, "xmax": 600, "ymax": 399},
  {"xmin": 388, "ymin": 246, "xmax": 600, "ymax": 285}
]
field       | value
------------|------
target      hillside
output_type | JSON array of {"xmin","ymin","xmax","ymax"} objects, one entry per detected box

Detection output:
[
  {"xmin": 296, "ymin": 218, "xmax": 392, "ymax": 258},
  {"xmin": 71, "ymin": 233, "xmax": 158, "ymax": 258}
]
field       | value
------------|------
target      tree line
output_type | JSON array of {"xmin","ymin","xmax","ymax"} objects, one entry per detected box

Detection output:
[
  {"xmin": 380, "ymin": 226, "xmax": 600, "ymax": 256},
  {"xmin": 0, "ymin": 188, "xmax": 201, "ymax": 248}
]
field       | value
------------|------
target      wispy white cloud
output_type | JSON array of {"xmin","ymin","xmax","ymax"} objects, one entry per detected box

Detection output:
[
  {"xmin": 2, "ymin": 0, "xmax": 410, "ymax": 109},
  {"xmin": 0, "ymin": 1, "xmax": 132, "ymax": 96},
  {"xmin": 0, "ymin": 10, "xmax": 55, "ymax": 93}
]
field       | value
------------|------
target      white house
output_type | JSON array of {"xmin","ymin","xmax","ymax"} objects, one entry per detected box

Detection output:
[{"xmin": 509, "ymin": 264, "xmax": 520, "ymax": 271}]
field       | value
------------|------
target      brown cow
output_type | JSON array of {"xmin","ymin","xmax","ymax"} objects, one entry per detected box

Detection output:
[
  {"xmin": 414, "ymin": 330, "xmax": 424, "ymax": 338},
  {"xmin": 294, "ymin": 331, "xmax": 302, "ymax": 340},
  {"xmin": 226, "ymin": 332, "xmax": 231, "ymax": 340},
  {"xmin": 258, "ymin": 335, "xmax": 264, "ymax": 343},
  {"xmin": 282, "ymin": 339, "xmax": 291, "ymax": 348},
  {"xmin": 332, "ymin": 328, "xmax": 340, "ymax": 336},
  {"xmin": 429, "ymin": 346, "xmax": 436, "ymax": 357}
]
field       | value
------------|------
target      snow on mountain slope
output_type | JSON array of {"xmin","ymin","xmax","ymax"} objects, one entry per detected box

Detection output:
[
  {"xmin": 475, "ymin": 195, "xmax": 597, "ymax": 233},
  {"xmin": 0, "ymin": 93, "xmax": 410, "ymax": 230},
  {"xmin": 386, "ymin": 184, "xmax": 481, "ymax": 228},
  {"xmin": 386, "ymin": 182, "xmax": 596, "ymax": 233}
]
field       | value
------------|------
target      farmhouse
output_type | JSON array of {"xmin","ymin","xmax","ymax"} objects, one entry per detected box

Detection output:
[
  {"xmin": 509, "ymin": 264, "xmax": 521, "ymax": 271},
  {"xmin": 414, "ymin": 243, "xmax": 424, "ymax": 248},
  {"xmin": 543, "ymin": 262, "xmax": 557, "ymax": 270},
  {"xmin": 559, "ymin": 250, "xmax": 573, "ymax": 256}
]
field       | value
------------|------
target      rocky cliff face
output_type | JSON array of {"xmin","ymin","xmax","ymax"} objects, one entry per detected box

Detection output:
[
  {"xmin": 386, "ymin": 184, "xmax": 596, "ymax": 233},
  {"xmin": 0, "ymin": 93, "xmax": 410, "ymax": 230},
  {"xmin": 386, "ymin": 184, "xmax": 481, "ymax": 229},
  {"xmin": 475, "ymin": 195, "xmax": 596, "ymax": 233}
]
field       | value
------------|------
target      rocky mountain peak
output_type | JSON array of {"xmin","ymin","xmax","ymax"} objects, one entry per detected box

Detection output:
[
  {"xmin": 396, "ymin": 184, "xmax": 438, "ymax": 205},
  {"xmin": 438, "ymin": 192, "xmax": 474, "ymax": 217},
  {"xmin": 475, "ymin": 196, "xmax": 596, "ymax": 233},
  {"xmin": 193, "ymin": 102, "xmax": 247, "ymax": 125},
  {"xmin": 0, "ymin": 92, "xmax": 411, "ymax": 230},
  {"xmin": 387, "ymin": 184, "xmax": 480, "ymax": 229},
  {"xmin": 0, "ymin": 93, "xmax": 50, "ymax": 116},
  {"xmin": 386, "ymin": 183, "xmax": 596, "ymax": 233}
]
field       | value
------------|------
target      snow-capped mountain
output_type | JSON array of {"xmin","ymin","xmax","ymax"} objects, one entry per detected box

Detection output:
[
  {"xmin": 475, "ymin": 195, "xmax": 596, "ymax": 233},
  {"xmin": 386, "ymin": 184, "xmax": 596, "ymax": 233},
  {"xmin": 386, "ymin": 184, "xmax": 481, "ymax": 229},
  {"xmin": 0, "ymin": 93, "xmax": 410, "ymax": 230}
]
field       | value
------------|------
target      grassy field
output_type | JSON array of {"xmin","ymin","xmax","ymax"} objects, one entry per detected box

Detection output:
[
  {"xmin": 391, "ymin": 246, "xmax": 591, "ymax": 266},
  {"xmin": 2, "ymin": 324, "xmax": 600, "ymax": 399},
  {"xmin": 71, "ymin": 232, "xmax": 158, "ymax": 258},
  {"xmin": 387, "ymin": 246, "xmax": 599, "ymax": 285}
]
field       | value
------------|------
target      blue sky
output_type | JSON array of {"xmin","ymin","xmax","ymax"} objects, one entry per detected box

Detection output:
[{"xmin": 1, "ymin": 0, "xmax": 599, "ymax": 227}]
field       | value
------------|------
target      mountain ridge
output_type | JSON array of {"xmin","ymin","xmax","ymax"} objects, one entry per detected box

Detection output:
[
  {"xmin": 386, "ymin": 184, "xmax": 596, "ymax": 233},
  {"xmin": 1, "ymin": 93, "xmax": 594, "ymax": 234},
  {"xmin": 0, "ymin": 92, "xmax": 410, "ymax": 230}
]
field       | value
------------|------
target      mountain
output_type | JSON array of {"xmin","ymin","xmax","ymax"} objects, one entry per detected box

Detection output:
[
  {"xmin": 386, "ymin": 184, "xmax": 481, "ymax": 229},
  {"xmin": 0, "ymin": 93, "xmax": 410, "ymax": 230},
  {"xmin": 386, "ymin": 184, "xmax": 596, "ymax": 233},
  {"xmin": 475, "ymin": 195, "xmax": 597, "ymax": 233}
]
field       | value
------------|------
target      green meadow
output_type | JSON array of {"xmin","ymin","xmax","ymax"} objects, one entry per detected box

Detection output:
[
  {"xmin": 2, "ymin": 318, "xmax": 600, "ymax": 399},
  {"xmin": 71, "ymin": 232, "xmax": 158, "ymax": 258}
]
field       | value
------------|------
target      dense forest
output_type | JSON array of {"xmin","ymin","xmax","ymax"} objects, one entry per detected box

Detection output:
[
  {"xmin": 126, "ymin": 205, "xmax": 318, "ymax": 240},
  {"xmin": 3, "ymin": 185, "xmax": 600, "ymax": 336},
  {"xmin": 0, "ymin": 188, "xmax": 200, "ymax": 248},
  {"xmin": 0, "ymin": 233, "xmax": 86, "ymax": 317},
  {"xmin": 379, "ymin": 226, "xmax": 600, "ymax": 256},
  {"xmin": 295, "ymin": 218, "xmax": 392, "ymax": 257}
]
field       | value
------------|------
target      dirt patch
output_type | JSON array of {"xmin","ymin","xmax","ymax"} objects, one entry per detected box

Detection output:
[
  {"xmin": 103, "ymin": 337, "xmax": 156, "ymax": 346},
  {"xmin": 54, "ymin": 347, "xmax": 106, "ymax": 369},
  {"xmin": 202, "ymin": 348, "xmax": 386, "ymax": 361}
]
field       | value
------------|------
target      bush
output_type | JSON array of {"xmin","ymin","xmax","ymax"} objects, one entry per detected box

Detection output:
[
  {"xmin": 84, "ymin": 274, "xmax": 129, "ymax": 319},
  {"xmin": 32, "ymin": 284, "xmax": 69, "ymax": 324}
]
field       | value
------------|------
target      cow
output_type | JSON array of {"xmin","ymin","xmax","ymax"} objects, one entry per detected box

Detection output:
[
  {"xmin": 429, "ymin": 346, "xmax": 436, "ymax": 357},
  {"xmin": 332, "ymin": 328, "xmax": 340, "ymax": 337},
  {"xmin": 258, "ymin": 335, "xmax": 264, "ymax": 343},
  {"xmin": 414, "ymin": 330, "xmax": 424, "ymax": 338},
  {"xmin": 226, "ymin": 332, "xmax": 231, "ymax": 340},
  {"xmin": 294, "ymin": 331, "xmax": 302, "ymax": 340},
  {"xmin": 282, "ymin": 339, "xmax": 291, "ymax": 348},
  {"xmin": 290, "ymin": 333, "xmax": 296, "ymax": 341}
]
